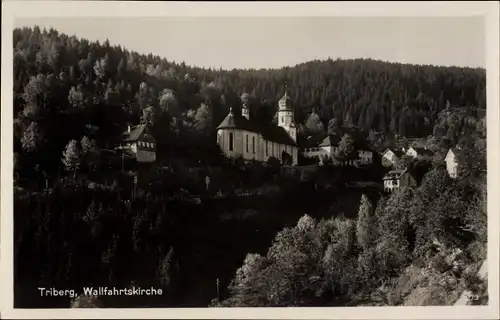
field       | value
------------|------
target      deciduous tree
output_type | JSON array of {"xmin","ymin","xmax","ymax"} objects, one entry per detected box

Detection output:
[
  {"xmin": 357, "ymin": 194, "xmax": 375, "ymax": 251},
  {"xmin": 62, "ymin": 139, "xmax": 81, "ymax": 178}
]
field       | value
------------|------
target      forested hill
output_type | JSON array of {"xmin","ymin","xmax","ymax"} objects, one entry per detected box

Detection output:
[
  {"xmin": 13, "ymin": 26, "xmax": 488, "ymax": 309},
  {"xmin": 13, "ymin": 26, "xmax": 486, "ymax": 171}
]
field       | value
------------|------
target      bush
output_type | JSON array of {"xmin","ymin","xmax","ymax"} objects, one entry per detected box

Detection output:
[
  {"xmin": 430, "ymin": 254, "xmax": 451, "ymax": 274},
  {"xmin": 467, "ymin": 241, "xmax": 486, "ymax": 263}
]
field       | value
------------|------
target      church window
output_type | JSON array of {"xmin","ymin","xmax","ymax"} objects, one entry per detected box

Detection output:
[
  {"xmin": 266, "ymin": 141, "xmax": 268, "ymax": 156},
  {"xmin": 246, "ymin": 135, "xmax": 249, "ymax": 153},
  {"xmin": 281, "ymin": 117, "xmax": 284, "ymax": 123},
  {"xmin": 252, "ymin": 136, "xmax": 255, "ymax": 153},
  {"xmin": 229, "ymin": 132, "xmax": 234, "ymax": 151}
]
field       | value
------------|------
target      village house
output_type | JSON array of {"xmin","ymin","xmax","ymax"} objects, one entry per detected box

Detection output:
[
  {"xmin": 301, "ymin": 135, "xmax": 332, "ymax": 160},
  {"xmin": 381, "ymin": 148, "xmax": 405, "ymax": 167},
  {"xmin": 382, "ymin": 168, "xmax": 417, "ymax": 192},
  {"xmin": 303, "ymin": 135, "xmax": 341, "ymax": 164},
  {"xmin": 116, "ymin": 123, "xmax": 157, "ymax": 163},
  {"xmin": 445, "ymin": 147, "xmax": 461, "ymax": 178},
  {"xmin": 216, "ymin": 89, "xmax": 299, "ymax": 165},
  {"xmin": 302, "ymin": 135, "xmax": 373, "ymax": 166},
  {"xmin": 302, "ymin": 134, "xmax": 374, "ymax": 166},
  {"xmin": 406, "ymin": 146, "xmax": 434, "ymax": 159}
]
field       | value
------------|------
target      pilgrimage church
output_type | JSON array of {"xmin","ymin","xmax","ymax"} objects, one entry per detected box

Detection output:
[{"xmin": 216, "ymin": 87, "xmax": 299, "ymax": 165}]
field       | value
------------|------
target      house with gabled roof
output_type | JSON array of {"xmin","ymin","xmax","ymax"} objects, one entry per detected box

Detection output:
[
  {"xmin": 301, "ymin": 133, "xmax": 374, "ymax": 166},
  {"xmin": 301, "ymin": 134, "xmax": 333, "ymax": 161},
  {"xmin": 382, "ymin": 168, "xmax": 417, "ymax": 192},
  {"xmin": 381, "ymin": 148, "xmax": 405, "ymax": 168},
  {"xmin": 302, "ymin": 135, "xmax": 341, "ymax": 162},
  {"xmin": 116, "ymin": 123, "xmax": 156, "ymax": 163},
  {"xmin": 216, "ymin": 88, "xmax": 299, "ymax": 165}
]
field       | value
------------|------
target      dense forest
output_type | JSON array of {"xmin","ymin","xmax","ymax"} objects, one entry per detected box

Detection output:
[{"xmin": 13, "ymin": 26, "xmax": 487, "ymax": 308}]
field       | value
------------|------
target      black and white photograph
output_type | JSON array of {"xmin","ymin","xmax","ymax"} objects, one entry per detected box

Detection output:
[{"xmin": 1, "ymin": 1, "xmax": 499, "ymax": 319}]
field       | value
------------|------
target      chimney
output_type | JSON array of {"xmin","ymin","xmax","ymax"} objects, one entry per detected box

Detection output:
[{"xmin": 128, "ymin": 125, "xmax": 131, "ymax": 133}]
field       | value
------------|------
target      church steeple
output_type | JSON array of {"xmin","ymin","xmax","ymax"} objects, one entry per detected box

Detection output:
[
  {"xmin": 241, "ymin": 91, "xmax": 250, "ymax": 120},
  {"xmin": 279, "ymin": 81, "xmax": 291, "ymax": 110},
  {"xmin": 277, "ymin": 81, "xmax": 296, "ymax": 142}
]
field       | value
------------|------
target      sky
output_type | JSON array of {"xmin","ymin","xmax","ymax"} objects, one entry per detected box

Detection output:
[{"xmin": 15, "ymin": 16, "xmax": 485, "ymax": 70}]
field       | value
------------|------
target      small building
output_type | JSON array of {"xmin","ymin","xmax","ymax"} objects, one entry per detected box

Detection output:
[
  {"xmin": 382, "ymin": 169, "xmax": 417, "ymax": 192},
  {"xmin": 116, "ymin": 123, "xmax": 156, "ymax": 163},
  {"xmin": 302, "ymin": 134, "xmax": 373, "ymax": 166},
  {"xmin": 304, "ymin": 135, "xmax": 340, "ymax": 163},
  {"xmin": 406, "ymin": 146, "xmax": 434, "ymax": 159},
  {"xmin": 381, "ymin": 148, "xmax": 405, "ymax": 168},
  {"xmin": 301, "ymin": 135, "xmax": 332, "ymax": 160},
  {"xmin": 444, "ymin": 147, "xmax": 461, "ymax": 179}
]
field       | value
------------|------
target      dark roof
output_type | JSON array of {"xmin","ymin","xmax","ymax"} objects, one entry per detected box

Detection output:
[
  {"xmin": 278, "ymin": 92, "xmax": 292, "ymax": 110},
  {"xmin": 411, "ymin": 147, "xmax": 434, "ymax": 156},
  {"xmin": 217, "ymin": 112, "xmax": 298, "ymax": 147},
  {"xmin": 449, "ymin": 147, "xmax": 463, "ymax": 156},
  {"xmin": 301, "ymin": 134, "xmax": 373, "ymax": 152},
  {"xmin": 301, "ymin": 135, "xmax": 325, "ymax": 149},
  {"xmin": 383, "ymin": 148, "xmax": 405, "ymax": 157},
  {"xmin": 121, "ymin": 123, "xmax": 152, "ymax": 142},
  {"xmin": 382, "ymin": 169, "xmax": 408, "ymax": 180},
  {"xmin": 319, "ymin": 135, "xmax": 342, "ymax": 147},
  {"xmin": 354, "ymin": 139, "xmax": 373, "ymax": 152}
]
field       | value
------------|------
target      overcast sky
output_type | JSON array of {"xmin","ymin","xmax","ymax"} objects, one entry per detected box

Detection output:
[{"xmin": 15, "ymin": 16, "xmax": 485, "ymax": 70}]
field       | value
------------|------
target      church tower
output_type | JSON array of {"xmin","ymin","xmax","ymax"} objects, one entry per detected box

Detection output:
[
  {"xmin": 241, "ymin": 92, "xmax": 250, "ymax": 120},
  {"xmin": 277, "ymin": 82, "xmax": 296, "ymax": 142}
]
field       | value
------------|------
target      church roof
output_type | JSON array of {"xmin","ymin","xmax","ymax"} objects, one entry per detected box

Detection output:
[
  {"xmin": 217, "ymin": 111, "xmax": 298, "ymax": 147},
  {"xmin": 279, "ymin": 92, "xmax": 291, "ymax": 103},
  {"xmin": 278, "ymin": 91, "xmax": 292, "ymax": 110}
]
